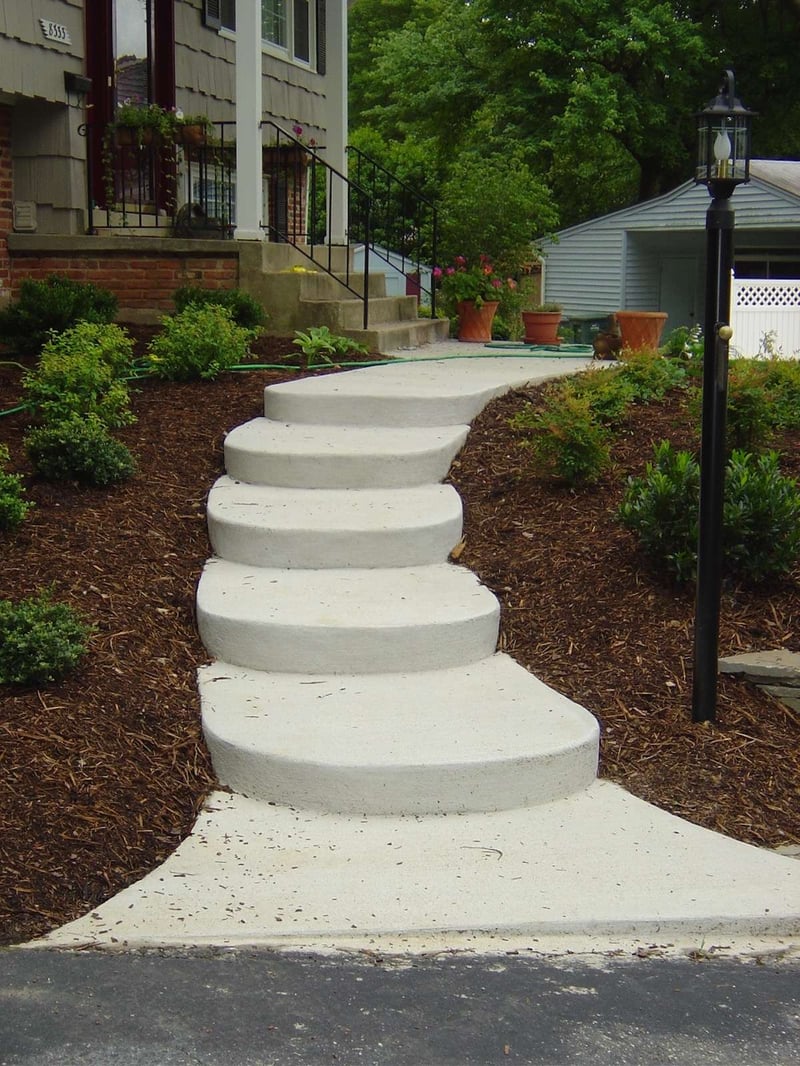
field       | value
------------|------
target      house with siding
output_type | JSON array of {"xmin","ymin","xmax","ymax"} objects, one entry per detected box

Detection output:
[
  {"xmin": 0, "ymin": 1, "xmax": 442, "ymax": 349},
  {"xmin": 540, "ymin": 161, "xmax": 800, "ymax": 356}
]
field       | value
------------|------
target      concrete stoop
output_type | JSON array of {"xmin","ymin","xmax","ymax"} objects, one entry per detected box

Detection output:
[
  {"xmin": 35, "ymin": 355, "xmax": 800, "ymax": 955},
  {"xmin": 238, "ymin": 240, "xmax": 449, "ymax": 353}
]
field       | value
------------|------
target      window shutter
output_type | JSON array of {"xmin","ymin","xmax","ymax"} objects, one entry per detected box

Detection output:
[
  {"xmin": 316, "ymin": 0, "xmax": 326, "ymax": 74},
  {"xmin": 203, "ymin": 0, "xmax": 221, "ymax": 30}
]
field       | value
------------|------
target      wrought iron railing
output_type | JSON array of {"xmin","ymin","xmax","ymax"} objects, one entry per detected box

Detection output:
[
  {"xmin": 261, "ymin": 121, "xmax": 371, "ymax": 329},
  {"xmin": 346, "ymin": 145, "xmax": 438, "ymax": 317},
  {"xmin": 95, "ymin": 120, "xmax": 442, "ymax": 333},
  {"xmin": 96, "ymin": 120, "xmax": 236, "ymax": 236}
]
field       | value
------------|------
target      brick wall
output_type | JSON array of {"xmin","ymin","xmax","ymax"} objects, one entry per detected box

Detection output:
[
  {"xmin": 8, "ymin": 246, "xmax": 240, "ymax": 314},
  {"xmin": 0, "ymin": 105, "xmax": 12, "ymax": 302}
]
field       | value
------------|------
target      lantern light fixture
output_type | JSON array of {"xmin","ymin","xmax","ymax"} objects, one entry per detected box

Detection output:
[{"xmin": 695, "ymin": 69, "xmax": 754, "ymax": 196}]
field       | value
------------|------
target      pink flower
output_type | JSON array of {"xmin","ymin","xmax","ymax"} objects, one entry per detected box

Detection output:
[
  {"xmin": 445, "ymin": 266, "xmax": 455, "ymax": 275},
  {"xmin": 455, "ymin": 255, "xmax": 466, "ymax": 266},
  {"xmin": 292, "ymin": 124, "xmax": 303, "ymax": 137},
  {"xmin": 433, "ymin": 266, "xmax": 443, "ymax": 278},
  {"xmin": 491, "ymin": 278, "xmax": 502, "ymax": 289}
]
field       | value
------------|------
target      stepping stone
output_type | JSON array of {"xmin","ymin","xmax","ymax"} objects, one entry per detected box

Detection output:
[
  {"xmin": 196, "ymin": 559, "xmax": 500, "ymax": 674},
  {"xmin": 224, "ymin": 418, "xmax": 469, "ymax": 489},
  {"xmin": 206, "ymin": 478, "xmax": 463, "ymax": 568},
  {"xmin": 719, "ymin": 649, "xmax": 800, "ymax": 685},
  {"xmin": 199, "ymin": 655, "xmax": 599, "ymax": 815}
]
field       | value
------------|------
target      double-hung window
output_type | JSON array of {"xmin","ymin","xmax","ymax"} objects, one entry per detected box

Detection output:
[{"xmin": 204, "ymin": 0, "xmax": 324, "ymax": 71}]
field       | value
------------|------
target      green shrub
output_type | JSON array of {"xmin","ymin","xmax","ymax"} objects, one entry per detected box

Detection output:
[
  {"xmin": 660, "ymin": 325, "xmax": 703, "ymax": 363},
  {"xmin": 512, "ymin": 393, "xmax": 611, "ymax": 486},
  {"xmin": 292, "ymin": 326, "xmax": 369, "ymax": 367},
  {"xmin": 722, "ymin": 451, "xmax": 800, "ymax": 581},
  {"xmin": 23, "ymin": 322, "xmax": 135, "ymax": 429},
  {"xmin": 173, "ymin": 284, "xmax": 267, "ymax": 330},
  {"xmin": 619, "ymin": 442, "xmax": 800, "ymax": 583},
  {"xmin": 0, "ymin": 445, "xmax": 32, "ymax": 532},
  {"xmin": 724, "ymin": 363, "xmax": 775, "ymax": 453},
  {"xmin": 25, "ymin": 415, "xmax": 136, "ymax": 486},
  {"xmin": 566, "ymin": 369, "xmax": 637, "ymax": 426},
  {"xmin": 146, "ymin": 304, "xmax": 258, "ymax": 381},
  {"xmin": 0, "ymin": 274, "xmax": 118, "ymax": 356},
  {"xmin": 618, "ymin": 441, "xmax": 699, "ymax": 582},
  {"xmin": 762, "ymin": 358, "xmax": 800, "ymax": 431},
  {"xmin": 0, "ymin": 589, "xmax": 92, "ymax": 685},
  {"xmin": 616, "ymin": 349, "xmax": 686, "ymax": 402}
]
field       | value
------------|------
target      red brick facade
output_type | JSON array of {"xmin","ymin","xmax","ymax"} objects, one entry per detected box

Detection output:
[
  {"xmin": 8, "ymin": 246, "xmax": 239, "ymax": 313},
  {"xmin": 0, "ymin": 105, "xmax": 13, "ymax": 301}
]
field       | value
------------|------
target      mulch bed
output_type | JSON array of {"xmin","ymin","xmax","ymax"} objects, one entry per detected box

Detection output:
[{"xmin": 1, "ymin": 337, "xmax": 798, "ymax": 946}]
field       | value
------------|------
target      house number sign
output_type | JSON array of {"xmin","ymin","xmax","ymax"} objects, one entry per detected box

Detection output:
[{"xmin": 40, "ymin": 19, "xmax": 72, "ymax": 45}]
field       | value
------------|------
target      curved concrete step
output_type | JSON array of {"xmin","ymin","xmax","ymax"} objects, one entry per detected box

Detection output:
[
  {"xmin": 199, "ymin": 655, "xmax": 600, "ymax": 816},
  {"xmin": 207, "ymin": 477, "xmax": 463, "ymax": 569},
  {"xmin": 263, "ymin": 358, "xmax": 549, "ymax": 428},
  {"xmin": 224, "ymin": 418, "xmax": 469, "ymax": 488},
  {"xmin": 196, "ymin": 559, "xmax": 500, "ymax": 674}
]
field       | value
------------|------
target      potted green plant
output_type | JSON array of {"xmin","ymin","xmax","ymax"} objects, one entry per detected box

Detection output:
[
  {"xmin": 174, "ymin": 110, "xmax": 214, "ymax": 147},
  {"xmin": 521, "ymin": 303, "xmax": 563, "ymax": 345},
  {"xmin": 435, "ymin": 255, "xmax": 518, "ymax": 342},
  {"xmin": 263, "ymin": 124, "xmax": 316, "ymax": 169},
  {"xmin": 111, "ymin": 99, "xmax": 175, "ymax": 146}
]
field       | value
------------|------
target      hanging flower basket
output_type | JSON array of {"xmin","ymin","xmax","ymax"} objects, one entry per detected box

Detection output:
[
  {"xmin": 457, "ymin": 300, "xmax": 499, "ymax": 342},
  {"xmin": 175, "ymin": 124, "xmax": 207, "ymax": 147},
  {"xmin": 113, "ymin": 125, "xmax": 154, "ymax": 148},
  {"xmin": 263, "ymin": 144, "xmax": 310, "ymax": 169}
]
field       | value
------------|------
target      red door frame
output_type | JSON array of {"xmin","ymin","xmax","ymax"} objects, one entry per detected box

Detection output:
[{"xmin": 85, "ymin": 0, "xmax": 175, "ymax": 208}]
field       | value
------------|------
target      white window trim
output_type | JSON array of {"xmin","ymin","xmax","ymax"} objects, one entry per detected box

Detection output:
[{"xmin": 218, "ymin": 2, "xmax": 317, "ymax": 72}]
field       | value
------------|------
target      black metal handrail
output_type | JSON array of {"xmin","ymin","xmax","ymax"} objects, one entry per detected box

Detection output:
[
  {"xmin": 346, "ymin": 144, "xmax": 438, "ymax": 317},
  {"xmin": 261, "ymin": 121, "xmax": 372, "ymax": 330},
  {"xmin": 97, "ymin": 120, "xmax": 236, "ymax": 237}
]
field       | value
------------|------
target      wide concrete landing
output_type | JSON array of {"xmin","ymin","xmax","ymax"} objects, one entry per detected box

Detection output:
[
  {"xmin": 198, "ymin": 655, "xmax": 600, "ymax": 814},
  {"xmin": 37, "ymin": 780, "xmax": 800, "ymax": 954},
  {"xmin": 263, "ymin": 356, "xmax": 590, "ymax": 427}
]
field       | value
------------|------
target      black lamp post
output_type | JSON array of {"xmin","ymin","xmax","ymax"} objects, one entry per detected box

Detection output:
[{"xmin": 692, "ymin": 70, "xmax": 754, "ymax": 723}]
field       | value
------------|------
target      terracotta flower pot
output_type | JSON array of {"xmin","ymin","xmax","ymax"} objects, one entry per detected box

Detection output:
[
  {"xmin": 175, "ymin": 124, "xmax": 207, "ymax": 147},
  {"xmin": 114, "ymin": 126, "xmax": 154, "ymax": 147},
  {"xmin": 263, "ymin": 145, "xmax": 310, "ymax": 169},
  {"xmin": 457, "ymin": 300, "xmax": 499, "ymax": 342},
  {"xmin": 615, "ymin": 311, "xmax": 669, "ymax": 351},
  {"xmin": 522, "ymin": 310, "xmax": 562, "ymax": 345}
]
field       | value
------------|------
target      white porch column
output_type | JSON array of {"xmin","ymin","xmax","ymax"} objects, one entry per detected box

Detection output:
[
  {"xmin": 325, "ymin": 0, "xmax": 348, "ymax": 243},
  {"xmin": 234, "ymin": 0, "xmax": 264, "ymax": 240}
]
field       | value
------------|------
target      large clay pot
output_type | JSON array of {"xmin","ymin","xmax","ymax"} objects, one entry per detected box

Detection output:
[
  {"xmin": 175, "ymin": 124, "xmax": 207, "ymax": 147},
  {"xmin": 457, "ymin": 300, "xmax": 499, "ymax": 342},
  {"xmin": 615, "ymin": 311, "xmax": 669, "ymax": 351},
  {"xmin": 522, "ymin": 310, "xmax": 562, "ymax": 345}
]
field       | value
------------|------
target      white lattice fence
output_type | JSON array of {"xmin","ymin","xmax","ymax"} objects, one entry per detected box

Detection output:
[{"xmin": 730, "ymin": 279, "xmax": 800, "ymax": 357}]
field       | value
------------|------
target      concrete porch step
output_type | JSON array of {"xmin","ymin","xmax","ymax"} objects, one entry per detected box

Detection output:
[
  {"xmin": 344, "ymin": 316, "xmax": 450, "ymax": 355},
  {"xmin": 223, "ymin": 418, "xmax": 469, "ymax": 489},
  {"xmin": 299, "ymin": 294, "xmax": 420, "ymax": 330},
  {"xmin": 195, "ymin": 559, "xmax": 500, "ymax": 674},
  {"xmin": 198, "ymin": 655, "xmax": 600, "ymax": 815},
  {"xmin": 206, "ymin": 478, "xmax": 463, "ymax": 568}
]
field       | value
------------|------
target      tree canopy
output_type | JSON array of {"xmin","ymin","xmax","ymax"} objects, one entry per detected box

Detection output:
[{"xmin": 348, "ymin": 0, "xmax": 800, "ymax": 259}]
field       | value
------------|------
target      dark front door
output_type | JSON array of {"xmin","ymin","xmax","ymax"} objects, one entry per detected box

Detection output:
[{"xmin": 85, "ymin": 0, "xmax": 175, "ymax": 208}]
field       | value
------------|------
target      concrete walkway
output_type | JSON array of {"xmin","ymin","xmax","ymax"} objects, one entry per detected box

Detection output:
[{"xmin": 29, "ymin": 343, "xmax": 800, "ymax": 959}]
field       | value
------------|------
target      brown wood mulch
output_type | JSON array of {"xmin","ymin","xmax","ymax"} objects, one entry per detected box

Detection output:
[{"xmin": 1, "ymin": 337, "xmax": 798, "ymax": 947}]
